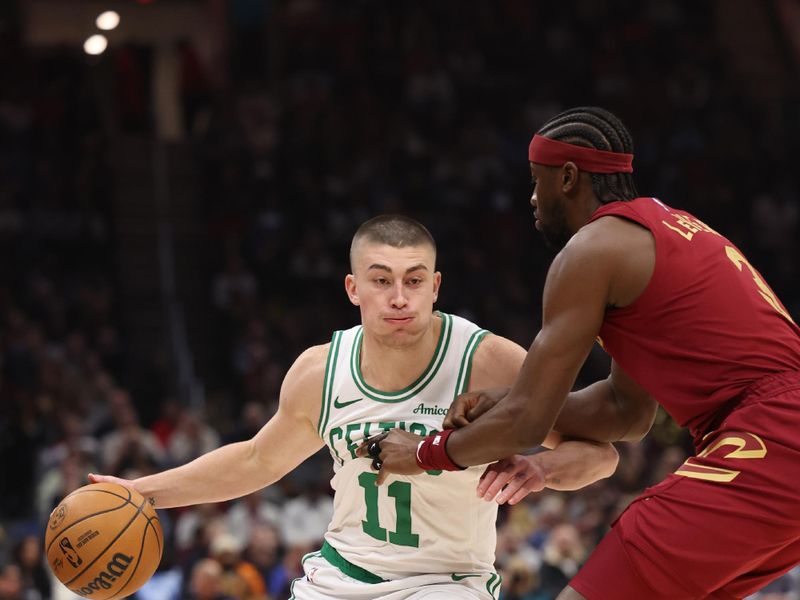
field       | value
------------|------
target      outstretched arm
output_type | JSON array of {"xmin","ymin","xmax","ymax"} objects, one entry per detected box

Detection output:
[
  {"xmin": 445, "ymin": 360, "xmax": 655, "ymax": 444},
  {"xmin": 90, "ymin": 345, "xmax": 327, "ymax": 508}
]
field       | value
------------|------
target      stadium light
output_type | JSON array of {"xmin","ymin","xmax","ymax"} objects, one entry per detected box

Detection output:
[
  {"xmin": 95, "ymin": 11, "xmax": 121, "ymax": 31},
  {"xmin": 84, "ymin": 34, "xmax": 108, "ymax": 55}
]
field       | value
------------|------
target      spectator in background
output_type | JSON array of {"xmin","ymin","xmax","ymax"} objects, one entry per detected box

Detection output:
[
  {"xmin": 100, "ymin": 391, "xmax": 165, "ymax": 476},
  {"xmin": 185, "ymin": 558, "xmax": 236, "ymax": 600},
  {"xmin": 225, "ymin": 490, "xmax": 281, "ymax": 548},
  {"xmin": 35, "ymin": 448, "xmax": 91, "ymax": 522},
  {"xmin": 212, "ymin": 250, "xmax": 258, "ymax": 317},
  {"xmin": 265, "ymin": 541, "xmax": 309, "ymax": 600},
  {"xmin": 537, "ymin": 525, "xmax": 586, "ymax": 599},
  {"xmin": 209, "ymin": 533, "xmax": 268, "ymax": 600},
  {"xmin": 244, "ymin": 524, "xmax": 283, "ymax": 599},
  {"xmin": 174, "ymin": 503, "xmax": 225, "ymax": 558},
  {"xmin": 37, "ymin": 411, "xmax": 99, "ymax": 475},
  {"xmin": 0, "ymin": 564, "xmax": 26, "ymax": 600},
  {"xmin": 151, "ymin": 398, "xmax": 184, "ymax": 450},
  {"xmin": 168, "ymin": 409, "xmax": 221, "ymax": 466},
  {"xmin": 495, "ymin": 519, "xmax": 542, "ymax": 592},
  {"xmin": 500, "ymin": 556, "xmax": 546, "ymax": 600},
  {"xmin": 74, "ymin": 370, "xmax": 117, "ymax": 437},
  {"xmin": 276, "ymin": 469, "xmax": 332, "ymax": 550},
  {"xmin": 10, "ymin": 536, "xmax": 49, "ymax": 600},
  {"xmin": 91, "ymin": 387, "xmax": 133, "ymax": 439},
  {"xmin": 223, "ymin": 401, "xmax": 271, "ymax": 444}
]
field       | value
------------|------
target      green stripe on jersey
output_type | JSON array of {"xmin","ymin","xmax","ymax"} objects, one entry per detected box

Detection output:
[
  {"xmin": 488, "ymin": 572, "xmax": 502, "ymax": 599},
  {"xmin": 318, "ymin": 331, "xmax": 343, "ymax": 436},
  {"xmin": 350, "ymin": 313, "xmax": 453, "ymax": 402},
  {"xmin": 454, "ymin": 329, "xmax": 489, "ymax": 396},
  {"xmin": 320, "ymin": 541, "xmax": 385, "ymax": 584}
]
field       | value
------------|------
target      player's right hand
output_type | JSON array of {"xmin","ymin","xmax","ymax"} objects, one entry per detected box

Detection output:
[
  {"xmin": 88, "ymin": 473, "xmax": 137, "ymax": 493},
  {"xmin": 443, "ymin": 387, "xmax": 509, "ymax": 429}
]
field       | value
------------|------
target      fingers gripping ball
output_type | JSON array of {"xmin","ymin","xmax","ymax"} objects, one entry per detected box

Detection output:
[{"xmin": 45, "ymin": 483, "xmax": 163, "ymax": 600}]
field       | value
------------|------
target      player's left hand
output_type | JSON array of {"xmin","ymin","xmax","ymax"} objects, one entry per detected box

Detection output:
[
  {"xmin": 356, "ymin": 429, "xmax": 425, "ymax": 485},
  {"xmin": 478, "ymin": 455, "xmax": 546, "ymax": 505}
]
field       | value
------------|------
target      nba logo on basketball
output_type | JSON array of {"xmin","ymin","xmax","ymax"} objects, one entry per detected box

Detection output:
[{"xmin": 59, "ymin": 537, "xmax": 83, "ymax": 568}]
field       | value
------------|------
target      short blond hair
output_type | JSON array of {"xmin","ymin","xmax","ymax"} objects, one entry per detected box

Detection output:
[{"xmin": 350, "ymin": 215, "xmax": 436, "ymax": 270}]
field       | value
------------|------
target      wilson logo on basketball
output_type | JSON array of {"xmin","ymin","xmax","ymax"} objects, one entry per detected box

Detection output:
[{"xmin": 74, "ymin": 553, "xmax": 134, "ymax": 596}]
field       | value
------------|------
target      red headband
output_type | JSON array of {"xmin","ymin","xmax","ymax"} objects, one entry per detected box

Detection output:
[{"xmin": 528, "ymin": 135, "xmax": 634, "ymax": 173}]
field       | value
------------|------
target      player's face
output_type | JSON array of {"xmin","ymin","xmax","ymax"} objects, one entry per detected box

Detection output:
[
  {"xmin": 530, "ymin": 163, "xmax": 571, "ymax": 250},
  {"xmin": 346, "ymin": 242, "xmax": 441, "ymax": 347}
]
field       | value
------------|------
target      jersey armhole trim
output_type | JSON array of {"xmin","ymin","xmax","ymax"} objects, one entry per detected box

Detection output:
[
  {"xmin": 455, "ymin": 329, "xmax": 490, "ymax": 396},
  {"xmin": 318, "ymin": 331, "xmax": 343, "ymax": 436}
]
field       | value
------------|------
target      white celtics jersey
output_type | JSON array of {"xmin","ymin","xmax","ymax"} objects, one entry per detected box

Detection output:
[{"xmin": 317, "ymin": 312, "xmax": 499, "ymax": 583}]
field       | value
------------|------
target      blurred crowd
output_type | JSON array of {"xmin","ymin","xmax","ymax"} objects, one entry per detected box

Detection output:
[{"xmin": 1, "ymin": 1, "xmax": 799, "ymax": 599}]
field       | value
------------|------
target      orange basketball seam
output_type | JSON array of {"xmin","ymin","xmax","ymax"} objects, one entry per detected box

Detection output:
[
  {"xmin": 145, "ymin": 515, "xmax": 163, "ymax": 555},
  {"xmin": 65, "ymin": 487, "xmax": 132, "ymax": 504},
  {"xmin": 112, "ymin": 506, "xmax": 157, "ymax": 599}
]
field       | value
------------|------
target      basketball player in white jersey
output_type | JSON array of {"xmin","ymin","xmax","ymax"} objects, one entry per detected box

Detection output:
[{"xmin": 89, "ymin": 215, "xmax": 618, "ymax": 599}]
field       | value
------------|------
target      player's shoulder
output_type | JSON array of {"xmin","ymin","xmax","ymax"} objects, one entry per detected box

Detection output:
[
  {"xmin": 577, "ymin": 213, "xmax": 650, "ymax": 250},
  {"xmin": 280, "ymin": 343, "xmax": 330, "ymax": 411},
  {"xmin": 551, "ymin": 209, "xmax": 656, "ymax": 307},
  {"xmin": 296, "ymin": 342, "xmax": 332, "ymax": 365},
  {"xmin": 468, "ymin": 333, "xmax": 526, "ymax": 390},
  {"xmin": 554, "ymin": 211, "xmax": 653, "ymax": 277},
  {"xmin": 472, "ymin": 332, "xmax": 523, "ymax": 357},
  {"xmin": 286, "ymin": 343, "xmax": 330, "ymax": 384}
]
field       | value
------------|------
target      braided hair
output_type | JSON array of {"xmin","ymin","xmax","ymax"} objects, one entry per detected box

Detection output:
[{"xmin": 536, "ymin": 107, "xmax": 638, "ymax": 203}]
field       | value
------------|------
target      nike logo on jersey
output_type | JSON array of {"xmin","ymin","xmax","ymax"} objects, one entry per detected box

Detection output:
[
  {"xmin": 333, "ymin": 396, "xmax": 363, "ymax": 409},
  {"xmin": 451, "ymin": 573, "xmax": 481, "ymax": 581}
]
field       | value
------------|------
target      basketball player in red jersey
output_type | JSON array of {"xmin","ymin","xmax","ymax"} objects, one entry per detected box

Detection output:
[{"xmin": 362, "ymin": 107, "xmax": 800, "ymax": 599}]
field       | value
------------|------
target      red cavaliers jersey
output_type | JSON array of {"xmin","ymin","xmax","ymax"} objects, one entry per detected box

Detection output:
[{"xmin": 588, "ymin": 197, "xmax": 800, "ymax": 437}]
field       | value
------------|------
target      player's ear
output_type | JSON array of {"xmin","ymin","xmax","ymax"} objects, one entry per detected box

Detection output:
[
  {"xmin": 432, "ymin": 271, "xmax": 441, "ymax": 303},
  {"xmin": 562, "ymin": 161, "xmax": 579, "ymax": 193},
  {"xmin": 345, "ymin": 274, "xmax": 360, "ymax": 306}
]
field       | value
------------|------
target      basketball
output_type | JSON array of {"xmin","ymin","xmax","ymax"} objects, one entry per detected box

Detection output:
[{"xmin": 44, "ymin": 483, "xmax": 163, "ymax": 599}]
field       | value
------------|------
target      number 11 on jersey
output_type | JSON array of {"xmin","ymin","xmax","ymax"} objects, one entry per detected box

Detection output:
[{"xmin": 358, "ymin": 472, "xmax": 420, "ymax": 548}]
